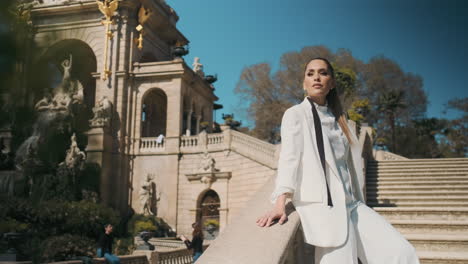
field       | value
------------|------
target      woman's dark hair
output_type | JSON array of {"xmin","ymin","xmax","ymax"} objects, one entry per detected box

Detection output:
[
  {"xmin": 192, "ymin": 222, "xmax": 204, "ymax": 239},
  {"xmin": 304, "ymin": 57, "xmax": 353, "ymax": 144}
]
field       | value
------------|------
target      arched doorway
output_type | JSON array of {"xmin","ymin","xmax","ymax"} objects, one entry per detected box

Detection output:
[
  {"xmin": 197, "ymin": 189, "xmax": 220, "ymax": 240},
  {"xmin": 141, "ymin": 88, "xmax": 167, "ymax": 137}
]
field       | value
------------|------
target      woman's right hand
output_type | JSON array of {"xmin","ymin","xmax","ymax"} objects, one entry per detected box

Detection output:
[{"xmin": 256, "ymin": 206, "xmax": 287, "ymax": 227}]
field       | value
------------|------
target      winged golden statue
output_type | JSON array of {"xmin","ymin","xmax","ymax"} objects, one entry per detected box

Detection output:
[{"xmin": 96, "ymin": 0, "xmax": 119, "ymax": 20}]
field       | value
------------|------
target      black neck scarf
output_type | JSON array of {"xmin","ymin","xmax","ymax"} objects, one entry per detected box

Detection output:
[{"xmin": 307, "ymin": 97, "xmax": 333, "ymax": 207}]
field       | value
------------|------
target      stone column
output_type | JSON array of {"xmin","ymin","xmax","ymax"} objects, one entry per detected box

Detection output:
[
  {"xmin": 85, "ymin": 125, "xmax": 113, "ymax": 206},
  {"xmin": 196, "ymin": 115, "xmax": 202, "ymax": 135},
  {"xmin": 186, "ymin": 110, "xmax": 192, "ymax": 136}
]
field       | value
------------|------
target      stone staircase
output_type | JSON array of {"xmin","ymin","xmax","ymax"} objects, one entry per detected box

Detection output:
[{"xmin": 366, "ymin": 158, "xmax": 468, "ymax": 264}]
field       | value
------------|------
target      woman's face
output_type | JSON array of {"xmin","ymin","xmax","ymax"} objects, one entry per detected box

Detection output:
[{"xmin": 303, "ymin": 59, "xmax": 335, "ymax": 99}]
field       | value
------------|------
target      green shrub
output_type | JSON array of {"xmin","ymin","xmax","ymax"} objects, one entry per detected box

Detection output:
[
  {"xmin": 127, "ymin": 214, "xmax": 173, "ymax": 237},
  {"xmin": 0, "ymin": 197, "xmax": 119, "ymax": 238},
  {"xmin": 114, "ymin": 237, "xmax": 135, "ymax": 255},
  {"xmin": 203, "ymin": 219, "xmax": 220, "ymax": 228},
  {"xmin": 0, "ymin": 217, "xmax": 29, "ymax": 233},
  {"xmin": 0, "ymin": 197, "xmax": 122, "ymax": 261},
  {"xmin": 134, "ymin": 220, "xmax": 157, "ymax": 233},
  {"xmin": 41, "ymin": 234, "xmax": 95, "ymax": 262}
]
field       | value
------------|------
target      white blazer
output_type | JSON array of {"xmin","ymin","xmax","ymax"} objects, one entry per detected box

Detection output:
[{"xmin": 272, "ymin": 98, "xmax": 365, "ymax": 247}]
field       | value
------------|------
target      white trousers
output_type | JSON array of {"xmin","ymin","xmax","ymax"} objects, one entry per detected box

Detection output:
[{"xmin": 315, "ymin": 203, "xmax": 420, "ymax": 264}]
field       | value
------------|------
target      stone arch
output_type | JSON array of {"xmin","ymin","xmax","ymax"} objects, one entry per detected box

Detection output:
[
  {"xmin": 141, "ymin": 88, "xmax": 167, "ymax": 138},
  {"xmin": 35, "ymin": 39, "xmax": 97, "ymax": 110},
  {"xmin": 196, "ymin": 189, "xmax": 221, "ymax": 240},
  {"xmin": 35, "ymin": 27, "xmax": 103, "ymax": 67}
]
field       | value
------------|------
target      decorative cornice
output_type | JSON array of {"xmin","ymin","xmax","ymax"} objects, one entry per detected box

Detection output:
[{"xmin": 186, "ymin": 172, "xmax": 232, "ymax": 186}]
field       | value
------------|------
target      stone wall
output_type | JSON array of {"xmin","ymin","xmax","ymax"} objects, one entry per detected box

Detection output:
[{"xmin": 176, "ymin": 149, "xmax": 276, "ymax": 236}]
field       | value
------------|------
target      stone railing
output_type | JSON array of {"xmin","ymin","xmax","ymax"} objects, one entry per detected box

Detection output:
[
  {"xmin": 94, "ymin": 255, "xmax": 148, "ymax": 264},
  {"xmin": 139, "ymin": 137, "xmax": 165, "ymax": 152},
  {"xmin": 136, "ymin": 130, "xmax": 279, "ymax": 168},
  {"xmin": 196, "ymin": 177, "xmax": 308, "ymax": 264},
  {"xmin": 374, "ymin": 149, "xmax": 408, "ymax": 161},
  {"xmin": 230, "ymin": 130, "xmax": 278, "ymax": 169},
  {"xmin": 155, "ymin": 248, "xmax": 193, "ymax": 264},
  {"xmin": 179, "ymin": 135, "xmax": 199, "ymax": 148},
  {"xmin": 134, "ymin": 237, "xmax": 187, "ymax": 251},
  {"xmin": 207, "ymin": 133, "xmax": 224, "ymax": 145},
  {"xmin": 35, "ymin": 254, "xmax": 148, "ymax": 264}
]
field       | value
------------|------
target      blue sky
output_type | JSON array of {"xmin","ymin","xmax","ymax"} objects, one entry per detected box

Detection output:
[{"xmin": 168, "ymin": 0, "xmax": 468, "ymax": 124}]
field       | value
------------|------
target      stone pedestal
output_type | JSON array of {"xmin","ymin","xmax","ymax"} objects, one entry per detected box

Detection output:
[{"xmin": 85, "ymin": 125, "xmax": 113, "ymax": 206}]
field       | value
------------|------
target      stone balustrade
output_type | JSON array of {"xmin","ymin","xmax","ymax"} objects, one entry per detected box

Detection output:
[
  {"xmin": 207, "ymin": 133, "xmax": 224, "ymax": 145},
  {"xmin": 94, "ymin": 255, "xmax": 148, "ymax": 264},
  {"xmin": 26, "ymin": 254, "xmax": 149, "ymax": 264},
  {"xmin": 374, "ymin": 149, "xmax": 409, "ymax": 161},
  {"xmin": 230, "ymin": 130, "xmax": 278, "ymax": 169},
  {"xmin": 196, "ymin": 177, "xmax": 310, "ymax": 264},
  {"xmin": 139, "ymin": 137, "xmax": 165, "ymax": 152},
  {"xmin": 136, "ymin": 129, "xmax": 279, "ymax": 167},
  {"xmin": 155, "ymin": 248, "xmax": 193, "ymax": 264},
  {"xmin": 179, "ymin": 135, "xmax": 199, "ymax": 148}
]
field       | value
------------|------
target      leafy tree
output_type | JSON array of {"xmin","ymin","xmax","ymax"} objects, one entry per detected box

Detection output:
[
  {"xmin": 360, "ymin": 56, "xmax": 427, "ymax": 155},
  {"xmin": 348, "ymin": 98, "xmax": 370, "ymax": 124},
  {"xmin": 377, "ymin": 90, "xmax": 406, "ymax": 152},
  {"xmin": 438, "ymin": 97, "xmax": 468, "ymax": 157},
  {"xmin": 235, "ymin": 46, "xmax": 362, "ymax": 143}
]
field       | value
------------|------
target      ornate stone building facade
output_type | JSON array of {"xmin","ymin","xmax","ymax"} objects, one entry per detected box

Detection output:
[{"xmin": 22, "ymin": 0, "xmax": 277, "ymax": 237}]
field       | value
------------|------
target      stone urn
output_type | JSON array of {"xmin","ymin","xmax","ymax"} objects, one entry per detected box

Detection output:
[
  {"xmin": 172, "ymin": 46, "xmax": 189, "ymax": 58},
  {"xmin": 204, "ymin": 74, "xmax": 217, "ymax": 84}
]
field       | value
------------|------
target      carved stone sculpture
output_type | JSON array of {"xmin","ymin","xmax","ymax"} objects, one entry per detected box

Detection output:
[
  {"xmin": 140, "ymin": 173, "xmax": 159, "ymax": 215},
  {"xmin": 200, "ymin": 151, "xmax": 218, "ymax": 173},
  {"xmin": 90, "ymin": 96, "xmax": 112, "ymax": 127},
  {"xmin": 192, "ymin": 57, "xmax": 204, "ymax": 77},
  {"xmin": 61, "ymin": 133, "xmax": 86, "ymax": 170}
]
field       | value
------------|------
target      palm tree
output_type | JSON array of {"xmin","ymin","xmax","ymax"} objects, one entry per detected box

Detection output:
[{"xmin": 378, "ymin": 90, "xmax": 406, "ymax": 153}]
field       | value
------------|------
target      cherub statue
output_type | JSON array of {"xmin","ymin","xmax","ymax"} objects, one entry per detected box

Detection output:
[
  {"xmin": 192, "ymin": 57, "xmax": 204, "ymax": 77},
  {"xmin": 61, "ymin": 54, "xmax": 72, "ymax": 83},
  {"xmin": 90, "ymin": 96, "xmax": 112, "ymax": 126}
]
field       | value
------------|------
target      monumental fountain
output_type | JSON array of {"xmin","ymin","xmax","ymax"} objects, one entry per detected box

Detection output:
[{"xmin": 0, "ymin": 54, "xmax": 102, "ymax": 202}]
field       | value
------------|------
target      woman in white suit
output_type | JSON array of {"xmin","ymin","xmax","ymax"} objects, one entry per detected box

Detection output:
[{"xmin": 256, "ymin": 58, "xmax": 419, "ymax": 264}]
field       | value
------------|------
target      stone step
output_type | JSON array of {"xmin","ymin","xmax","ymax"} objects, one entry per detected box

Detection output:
[
  {"xmin": 369, "ymin": 161, "xmax": 468, "ymax": 166},
  {"xmin": 366, "ymin": 176, "xmax": 468, "ymax": 182},
  {"xmin": 367, "ymin": 190, "xmax": 468, "ymax": 196},
  {"xmin": 390, "ymin": 219, "xmax": 468, "ymax": 235},
  {"xmin": 368, "ymin": 158, "xmax": 468, "ymax": 165},
  {"xmin": 368, "ymin": 201, "xmax": 468, "ymax": 207},
  {"xmin": 366, "ymin": 170, "xmax": 468, "ymax": 178},
  {"xmin": 366, "ymin": 181, "xmax": 468, "ymax": 187},
  {"xmin": 367, "ymin": 165, "xmax": 468, "ymax": 171},
  {"xmin": 407, "ymin": 234, "xmax": 468, "ymax": 253},
  {"xmin": 373, "ymin": 207, "xmax": 468, "ymax": 221},
  {"xmin": 417, "ymin": 251, "xmax": 468, "ymax": 264},
  {"xmin": 367, "ymin": 185, "xmax": 468, "ymax": 191}
]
